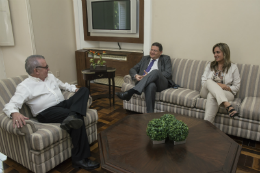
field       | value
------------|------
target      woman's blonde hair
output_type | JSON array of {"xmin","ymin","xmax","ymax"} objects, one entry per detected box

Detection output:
[{"xmin": 210, "ymin": 43, "xmax": 231, "ymax": 73}]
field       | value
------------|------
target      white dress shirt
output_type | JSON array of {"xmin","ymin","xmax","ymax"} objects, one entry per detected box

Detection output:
[{"xmin": 3, "ymin": 74, "xmax": 77, "ymax": 118}]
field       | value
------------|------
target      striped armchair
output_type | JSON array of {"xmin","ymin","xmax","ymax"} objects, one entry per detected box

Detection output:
[
  {"xmin": 0, "ymin": 75, "xmax": 98, "ymax": 173},
  {"xmin": 122, "ymin": 57, "xmax": 260, "ymax": 141}
]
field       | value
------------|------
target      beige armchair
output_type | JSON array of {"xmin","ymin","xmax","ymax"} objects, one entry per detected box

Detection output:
[{"xmin": 0, "ymin": 75, "xmax": 98, "ymax": 173}]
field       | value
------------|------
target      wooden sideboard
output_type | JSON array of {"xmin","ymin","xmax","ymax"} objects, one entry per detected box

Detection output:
[{"xmin": 75, "ymin": 49, "xmax": 143, "ymax": 87}]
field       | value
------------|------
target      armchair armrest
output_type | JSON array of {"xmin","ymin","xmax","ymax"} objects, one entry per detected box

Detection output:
[
  {"xmin": 123, "ymin": 75, "xmax": 136, "ymax": 85},
  {"xmin": 0, "ymin": 112, "xmax": 37, "ymax": 135}
]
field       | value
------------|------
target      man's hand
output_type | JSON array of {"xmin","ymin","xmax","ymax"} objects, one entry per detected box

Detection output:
[
  {"xmin": 217, "ymin": 83, "xmax": 231, "ymax": 91},
  {"xmin": 11, "ymin": 112, "xmax": 29, "ymax": 128},
  {"xmin": 143, "ymin": 70, "xmax": 148, "ymax": 77},
  {"xmin": 75, "ymin": 88, "xmax": 79, "ymax": 92},
  {"xmin": 135, "ymin": 74, "xmax": 143, "ymax": 81}
]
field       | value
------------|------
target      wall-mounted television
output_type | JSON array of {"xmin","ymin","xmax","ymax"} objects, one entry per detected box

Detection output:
[{"xmin": 87, "ymin": 0, "xmax": 137, "ymax": 34}]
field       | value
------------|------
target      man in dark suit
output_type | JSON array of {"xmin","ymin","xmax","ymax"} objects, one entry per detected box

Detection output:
[{"xmin": 116, "ymin": 42, "xmax": 174, "ymax": 113}]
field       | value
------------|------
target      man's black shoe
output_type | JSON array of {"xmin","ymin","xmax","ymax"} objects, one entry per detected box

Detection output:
[
  {"xmin": 115, "ymin": 91, "xmax": 132, "ymax": 101},
  {"xmin": 72, "ymin": 159, "xmax": 100, "ymax": 170},
  {"xmin": 60, "ymin": 115, "xmax": 83, "ymax": 131}
]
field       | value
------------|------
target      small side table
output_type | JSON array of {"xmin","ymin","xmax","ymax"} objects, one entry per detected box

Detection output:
[{"xmin": 81, "ymin": 67, "xmax": 116, "ymax": 108}]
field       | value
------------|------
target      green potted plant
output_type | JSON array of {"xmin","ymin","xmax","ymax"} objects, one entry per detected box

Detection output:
[
  {"xmin": 160, "ymin": 114, "xmax": 176, "ymax": 122},
  {"xmin": 160, "ymin": 113, "xmax": 177, "ymax": 133},
  {"xmin": 168, "ymin": 120, "xmax": 189, "ymax": 145},
  {"xmin": 88, "ymin": 50, "xmax": 107, "ymax": 71},
  {"xmin": 146, "ymin": 118, "xmax": 167, "ymax": 144}
]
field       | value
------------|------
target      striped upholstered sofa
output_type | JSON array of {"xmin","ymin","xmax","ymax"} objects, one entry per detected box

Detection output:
[
  {"xmin": 122, "ymin": 57, "xmax": 260, "ymax": 141},
  {"xmin": 0, "ymin": 75, "xmax": 98, "ymax": 173}
]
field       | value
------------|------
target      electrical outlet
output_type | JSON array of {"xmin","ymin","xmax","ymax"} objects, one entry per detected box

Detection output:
[{"xmin": 56, "ymin": 71, "xmax": 60, "ymax": 77}]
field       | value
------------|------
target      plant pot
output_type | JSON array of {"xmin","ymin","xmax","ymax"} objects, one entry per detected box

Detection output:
[
  {"xmin": 173, "ymin": 140, "xmax": 186, "ymax": 145},
  {"xmin": 90, "ymin": 65, "xmax": 107, "ymax": 72},
  {"xmin": 152, "ymin": 139, "xmax": 165, "ymax": 145}
]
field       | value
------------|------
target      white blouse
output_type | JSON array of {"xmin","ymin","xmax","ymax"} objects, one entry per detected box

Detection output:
[{"xmin": 201, "ymin": 62, "xmax": 241, "ymax": 95}]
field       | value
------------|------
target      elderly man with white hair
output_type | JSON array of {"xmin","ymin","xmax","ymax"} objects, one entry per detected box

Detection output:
[{"xmin": 3, "ymin": 55, "xmax": 99, "ymax": 170}]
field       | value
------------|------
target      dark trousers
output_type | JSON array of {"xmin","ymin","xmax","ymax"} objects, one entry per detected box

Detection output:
[
  {"xmin": 36, "ymin": 87, "xmax": 90, "ymax": 161},
  {"xmin": 133, "ymin": 70, "xmax": 168, "ymax": 113}
]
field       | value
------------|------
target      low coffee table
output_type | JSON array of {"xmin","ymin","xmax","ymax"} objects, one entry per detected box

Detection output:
[{"xmin": 98, "ymin": 112, "xmax": 241, "ymax": 173}]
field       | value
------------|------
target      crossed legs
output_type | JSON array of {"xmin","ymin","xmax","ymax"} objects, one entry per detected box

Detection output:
[
  {"xmin": 200, "ymin": 79, "xmax": 235, "ymax": 123},
  {"xmin": 116, "ymin": 70, "xmax": 168, "ymax": 113},
  {"xmin": 37, "ymin": 87, "xmax": 90, "ymax": 160},
  {"xmin": 37, "ymin": 87, "xmax": 99, "ymax": 170},
  {"xmin": 133, "ymin": 70, "xmax": 169, "ymax": 95}
]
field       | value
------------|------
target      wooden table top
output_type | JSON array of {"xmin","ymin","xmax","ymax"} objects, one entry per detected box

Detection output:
[
  {"xmin": 81, "ymin": 67, "xmax": 116, "ymax": 74},
  {"xmin": 98, "ymin": 112, "xmax": 241, "ymax": 173}
]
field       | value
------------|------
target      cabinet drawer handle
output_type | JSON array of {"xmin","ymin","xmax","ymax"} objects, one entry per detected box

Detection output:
[{"xmin": 98, "ymin": 74, "xmax": 103, "ymax": 77}]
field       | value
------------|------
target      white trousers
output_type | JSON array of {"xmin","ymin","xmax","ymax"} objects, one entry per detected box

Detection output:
[{"xmin": 200, "ymin": 79, "xmax": 234, "ymax": 123}]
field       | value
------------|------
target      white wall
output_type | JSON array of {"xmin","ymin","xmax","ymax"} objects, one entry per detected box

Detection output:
[
  {"xmin": 1, "ymin": 0, "xmax": 78, "ymax": 83},
  {"xmin": 1, "ymin": 0, "xmax": 34, "ymax": 78},
  {"xmin": 152, "ymin": 0, "xmax": 260, "ymax": 66},
  {"xmin": 29, "ymin": 0, "xmax": 77, "ymax": 83}
]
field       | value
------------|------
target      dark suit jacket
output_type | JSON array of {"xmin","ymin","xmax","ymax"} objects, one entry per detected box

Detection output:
[{"xmin": 129, "ymin": 55, "xmax": 177, "ymax": 87}]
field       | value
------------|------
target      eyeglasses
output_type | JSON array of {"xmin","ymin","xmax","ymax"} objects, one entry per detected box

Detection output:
[
  {"xmin": 150, "ymin": 49, "xmax": 159, "ymax": 53},
  {"xmin": 36, "ymin": 65, "xmax": 49, "ymax": 69}
]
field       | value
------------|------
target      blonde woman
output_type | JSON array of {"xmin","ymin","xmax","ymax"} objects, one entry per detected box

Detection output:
[{"xmin": 201, "ymin": 43, "xmax": 240, "ymax": 123}]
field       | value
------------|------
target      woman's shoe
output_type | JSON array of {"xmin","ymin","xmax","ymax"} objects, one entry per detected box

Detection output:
[{"xmin": 226, "ymin": 105, "xmax": 239, "ymax": 119}]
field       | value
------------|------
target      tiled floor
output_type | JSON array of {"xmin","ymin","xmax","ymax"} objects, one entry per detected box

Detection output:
[{"xmin": 0, "ymin": 83, "xmax": 260, "ymax": 173}]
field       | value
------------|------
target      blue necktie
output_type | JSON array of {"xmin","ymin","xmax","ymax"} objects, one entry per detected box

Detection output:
[{"xmin": 143, "ymin": 60, "xmax": 155, "ymax": 75}]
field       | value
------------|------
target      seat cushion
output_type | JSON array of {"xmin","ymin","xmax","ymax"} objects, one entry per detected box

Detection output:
[
  {"xmin": 196, "ymin": 97, "xmax": 241, "ymax": 114},
  {"xmin": 239, "ymin": 97, "xmax": 260, "ymax": 121},
  {"xmin": 30, "ymin": 108, "xmax": 98, "ymax": 151},
  {"xmin": 160, "ymin": 88, "xmax": 200, "ymax": 108}
]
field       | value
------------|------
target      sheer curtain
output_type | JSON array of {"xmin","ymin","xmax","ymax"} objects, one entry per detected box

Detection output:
[{"xmin": 0, "ymin": 0, "xmax": 14, "ymax": 46}]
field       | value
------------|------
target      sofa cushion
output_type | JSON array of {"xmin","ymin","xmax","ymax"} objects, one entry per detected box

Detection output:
[
  {"xmin": 239, "ymin": 97, "xmax": 260, "ymax": 121},
  {"xmin": 235, "ymin": 64, "xmax": 260, "ymax": 100},
  {"xmin": 121, "ymin": 83, "xmax": 160, "ymax": 101},
  {"xmin": 171, "ymin": 58, "xmax": 209, "ymax": 91},
  {"xmin": 30, "ymin": 108, "xmax": 98, "ymax": 151},
  {"xmin": 160, "ymin": 88, "xmax": 200, "ymax": 108},
  {"xmin": 196, "ymin": 98, "xmax": 241, "ymax": 114}
]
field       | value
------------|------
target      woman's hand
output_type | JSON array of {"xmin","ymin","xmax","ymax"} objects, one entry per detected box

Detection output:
[{"xmin": 217, "ymin": 83, "xmax": 231, "ymax": 91}]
